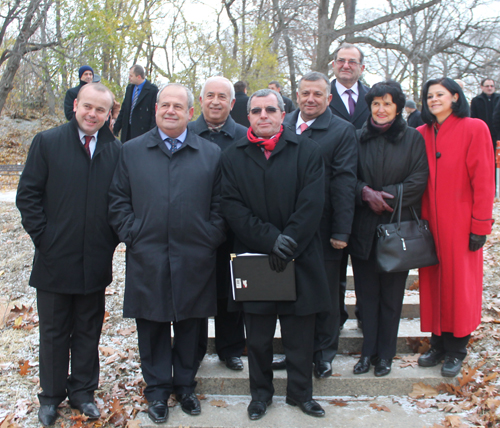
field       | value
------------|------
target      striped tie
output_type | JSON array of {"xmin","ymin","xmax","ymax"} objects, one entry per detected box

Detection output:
[{"xmin": 129, "ymin": 86, "xmax": 139, "ymax": 124}]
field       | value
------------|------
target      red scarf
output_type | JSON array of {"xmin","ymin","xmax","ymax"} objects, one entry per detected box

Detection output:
[{"xmin": 247, "ymin": 126, "xmax": 283, "ymax": 159}]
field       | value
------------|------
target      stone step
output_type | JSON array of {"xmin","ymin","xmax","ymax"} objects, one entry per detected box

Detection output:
[
  {"xmin": 346, "ymin": 265, "xmax": 419, "ymax": 290},
  {"xmin": 345, "ymin": 292, "xmax": 420, "ymax": 319},
  {"xmin": 206, "ymin": 317, "xmax": 429, "ymax": 355}
]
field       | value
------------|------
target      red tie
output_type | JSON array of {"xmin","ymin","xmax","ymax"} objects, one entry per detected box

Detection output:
[
  {"xmin": 84, "ymin": 135, "xmax": 92, "ymax": 157},
  {"xmin": 299, "ymin": 123, "xmax": 309, "ymax": 134}
]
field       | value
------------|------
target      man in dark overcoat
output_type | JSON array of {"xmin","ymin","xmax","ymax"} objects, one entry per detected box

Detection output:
[
  {"xmin": 113, "ymin": 64, "xmax": 158, "ymax": 143},
  {"xmin": 108, "ymin": 83, "xmax": 225, "ymax": 424},
  {"xmin": 17, "ymin": 83, "xmax": 121, "ymax": 427},
  {"xmin": 220, "ymin": 88, "xmax": 329, "ymax": 420},
  {"xmin": 230, "ymin": 80, "xmax": 250, "ymax": 127},
  {"xmin": 471, "ymin": 78, "xmax": 500, "ymax": 152},
  {"xmin": 63, "ymin": 65, "xmax": 94, "ymax": 121},
  {"xmin": 283, "ymin": 71, "xmax": 357, "ymax": 379},
  {"xmin": 268, "ymin": 80, "xmax": 295, "ymax": 113},
  {"xmin": 188, "ymin": 76, "xmax": 247, "ymax": 371}
]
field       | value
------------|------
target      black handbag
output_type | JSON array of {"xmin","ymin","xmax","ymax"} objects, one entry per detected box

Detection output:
[{"xmin": 375, "ymin": 184, "xmax": 438, "ymax": 273}]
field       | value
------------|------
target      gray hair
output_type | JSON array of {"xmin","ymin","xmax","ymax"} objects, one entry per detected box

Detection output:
[
  {"xmin": 200, "ymin": 76, "xmax": 235, "ymax": 102},
  {"xmin": 333, "ymin": 43, "xmax": 364, "ymax": 64},
  {"xmin": 247, "ymin": 89, "xmax": 285, "ymax": 113},
  {"xmin": 157, "ymin": 83, "xmax": 194, "ymax": 110},
  {"xmin": 299, "ymin": 72, "xmax": 331, "ymax": 97}
]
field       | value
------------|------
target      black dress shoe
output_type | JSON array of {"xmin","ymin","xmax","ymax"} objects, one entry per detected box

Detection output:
[
  {"xmin": 247, "ymin": 399, "xmax": 271, "ymax": 420},
  {"xmin": 286, "ymin": 397, "xmax": 325, "ymax": 417},
  {"xmin": 271, "ymin": 355, "xmax": 286, "ymax": 370},
  {"xmin": 374, "ymin": 358, "xmax": 392, "ymax": 377},
  {"xmin": 441, "ymin": 356, "xmax": 462, "ymax": 377},
  {"xmin": 38, "ymin": 404, "xmax": 58, "ymax": 426},
  {"xmin": 148, "ymin": 400, "xmax": 168, "ymax": 423},
  {"xmin": 177, "ymin": 393, "xmax": 201, "ymax": 415},
  {"xmin": 70, "ymin": 401, "xmax": 100, "ymax": 420},
  {"xmin": 314, "ymin": 361, "xmax": 332, "ymax": 379},
  {"xmin": 221, "ymin": 356, "xmax": 244, "ymax": 371},
  {"xmin": 353, "ymin": 356, "xmax": 371, "ymax": 374},
  {"xmin": 418, "ymin": 348, "xmax": 446, "ymax": 367}
]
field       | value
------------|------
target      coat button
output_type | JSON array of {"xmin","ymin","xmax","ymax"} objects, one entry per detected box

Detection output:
[{"xmin": 436, "ymin": 152, "xmax": 441, "ymax": 158}]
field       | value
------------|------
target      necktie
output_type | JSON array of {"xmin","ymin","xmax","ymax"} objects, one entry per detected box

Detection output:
[
  {"xmin": 166, "ymin": 137, "xmax": 181, "ymax": 153},
  {"xmin": 129, "ymin": 86, "xmax": 139, "ymax": 124},
  {"xmin": 345, "ymin": 89, "xmax": 356, "ymax": 117},
  {"xmin": 83, "ymin": 135, "xmax": 92, "ymax": 157},
  {"xmin": 299, "ymin": 123, "xmax": 309, "ymax": 134}
]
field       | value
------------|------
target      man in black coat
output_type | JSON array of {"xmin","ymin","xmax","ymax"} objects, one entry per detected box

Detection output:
[
  {"xmin": 108, "ymin": 83, "xmax": 225, "ymax": 424},
  {"xmin": 221, "ymin": 88, "xmax": 329, "ymax": 420},
  {"xmin": 113, "ymin": 64, "xmax": 158, "ymax": 143},
  {"xmin": 188, "ymin": 76, "xmax": 247, "ymax": 371},
  {"xmin": 405, "ymin": 100, "xmax": 424, "ymax": 128},
  {"xmin": 471, "ymin": 78, "xmax": 500, "ymax": 152},
  {"xmin": 17, "ymin": 83, "xmax": 121, "ymax": 427},
  {"xmin": 268, "ymin": 80, "xmax": 295, "ymax": 113},
  {"xmin": 230, "ymin": 80, "xmax": 250, "ymax": 127},
  {"xmin": 63, "ymin": 65, "xmax": 94, "ymax": 121},
  {"xmin": 329, "ymin": 43, "xmax": 370, "ymax": 329},
  {"xmin": 284, "ymin": 71, "xmax": 357, "ymax": 379}
]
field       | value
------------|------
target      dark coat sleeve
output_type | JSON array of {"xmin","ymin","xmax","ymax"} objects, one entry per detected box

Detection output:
[
  {"xmin": 149, "ymin": 85, "xmax": 158, "ymax": 130},
  {"xmin": 113, "ymin": 85, "xmax": 132, "ymax": 137},
  {"xmin": 493, "ymin": 101, "xmax": 500, "ymax": 141},
  {"xmin": 470, "ymin": 96, "xmax": 479, "ymax": 119}
]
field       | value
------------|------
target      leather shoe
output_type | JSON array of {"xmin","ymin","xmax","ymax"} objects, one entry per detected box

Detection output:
[
  {"xmin": 247, "ymin": 399, "xmax": 271, "ymax": 420},
  {"xmin": 353, "ymin": 356, "xmax": 371, "ymax": 374},
  {"xmin": 177, "ymin": 393, "xmax": 201, "ymax": 415},
  {"xmin": 314, "ymin": 361, "xmax": 332, "ymax": 379},
  {"xmin": 38, "ymin": 404, "xmax": 58, "ymax": 426},
  {"xmin": 374, "ymin": 358, "xmax": 392, "ymax": 377},
  {"xmin": 271, "ymin": 355, "xmax": 286, "ymax": 370},
  {"xmin": 221, "ymin": 356, "xmax": 244, "ymax": 371},
  {"xmin": 70, "ymin": 401, "xmax": 100, "ymax": 420},
  {"xmin": 286, "ymin": 397, "xmax": 325, "ymax": 417},
  {"xmin": 148, "ymin": 400, "xmax": 168, "ymax": 423},
  {"xmin": 418, "ymin": 348, "xmax": 445, "ymax": 367},
  {"xmin": 441, "ymin": 356, "xmax": 462, "ymax": 377}
]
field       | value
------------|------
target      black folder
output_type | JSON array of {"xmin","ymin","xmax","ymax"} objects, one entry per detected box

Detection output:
[{"xmin": 230, "ymin": 253, "xmax": 296, "ymax": 302}]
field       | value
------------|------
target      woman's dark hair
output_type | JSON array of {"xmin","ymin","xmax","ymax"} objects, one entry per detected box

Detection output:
[
  {"xmin": 365, "ymin": 80, "xmax": 406, "ymax": 114},
  {"xmin": 420, "ymin": 77, "xmax": 469, "ymax": 125}
]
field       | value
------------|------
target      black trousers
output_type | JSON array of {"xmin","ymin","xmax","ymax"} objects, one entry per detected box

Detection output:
[
  {"xmin": 339, "ymin": 249, "xmax": 350, "ymax": 326},
  {"xmin": 351, "ymin": 252, "xmax": 408, "ymax": 360},
  {"xmin": 37, "ymin": 289, "xmax": 105, "ymax": 406},
  {"xmin": 136, "ymin": 317, "xmax": 203, "ymax": 401},
  {"xmin": 198, "ymin": 297, "xmax": 245, "ymax": 362},
  {"xmin": 314, "ymin": 259, "xmax": 340, "ymax": 363},
  {"xmin": 431, "ymin": 333, "xmax": 470, "ymax": 360},
  {"xmin": 245, "ymin": 312, "xmax": 315, "ymax": 402}
]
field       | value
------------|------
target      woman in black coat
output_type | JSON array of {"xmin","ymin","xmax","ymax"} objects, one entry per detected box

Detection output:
[{"xmin": 349, "ymin": 80, "xmax": 428, "ymax": 376}]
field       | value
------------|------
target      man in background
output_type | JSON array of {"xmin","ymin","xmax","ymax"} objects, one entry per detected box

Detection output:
[
  {"xmin": 471, "ymin": 78, "xmax": 500, "ymax": 152},
  {"xmin": 63, "ymin": 65, "xmax": 93, "ymax": 121},
  {"xmin": 230, "ymin": 80, "xmax": 250, "ymax": 127},
  {"xmin": 405, "ymin": 100, "xmax": 424, "ymax": 128},
  {"xmin": 114, "ymin": 64, "xmax": 158, "ymax": 143},
  {"xmin": 268, "ymin": 80, "xmax": 295, "ymax": 113}
]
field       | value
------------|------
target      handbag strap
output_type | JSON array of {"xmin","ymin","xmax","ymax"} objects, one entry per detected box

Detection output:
[{"xmin": 388, "ymin": 183, "xmax": 422, "ymax": 227}]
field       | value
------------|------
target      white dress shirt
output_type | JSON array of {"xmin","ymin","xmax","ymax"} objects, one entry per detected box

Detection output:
[
  {"xmin": 336, "ymin": 80, "xmax": 360, "ymax": 114},
  {"xmin": 77, "ymin": 128, "xmax": 98, "ymax": 158}
]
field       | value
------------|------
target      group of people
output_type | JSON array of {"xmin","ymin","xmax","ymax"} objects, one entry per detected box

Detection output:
[{"xmin": 15, "ymin": 43, "xmax": 495, "ymax": 426}]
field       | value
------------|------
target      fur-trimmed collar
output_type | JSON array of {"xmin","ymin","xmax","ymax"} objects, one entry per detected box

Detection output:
[{"xmin": 359, "ymin": 113, "xmax": 407, "ymax": 144}]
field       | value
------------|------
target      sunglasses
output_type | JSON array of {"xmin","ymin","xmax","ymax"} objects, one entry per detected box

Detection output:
[{"xmin": 250, "ymin": 106, "xmax": 280, "ymax": 115}]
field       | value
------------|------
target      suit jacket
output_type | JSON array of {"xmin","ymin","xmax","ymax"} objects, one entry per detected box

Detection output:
[
  {"xmin": 407, "ymin": 110, "xmax": 424, "ymax": 128},
  {"xmin": 188, "ymin": 114, "xmax": 247, "ymax": 298},
  {"xmin": 329, "ymin": 79, "xmax": 370, "ymax": 130},
  {"xmin": 16, "ymin": 118, "xmax": 121, "ymax": 294},
  {"xmin": 108, "ymin": 127, "xmax": 225, "ymax": 322},
  {"xmin": 282, "ymin": 95, "xmax": 296, "ymax": 113},
  {"xmin": 114, "ymin": 79, "xmax": 158, "ymax": 142},
  {"xmin": 230, "ymin": 92, "xmax": 250, "ymax": 127},
  {"xmin": 284, "ymin": 108, "xmax": 357, "ymax": 261},
  {"xmin": 220, "ymin": 127, "xmax": 330, "ymax": 316}
]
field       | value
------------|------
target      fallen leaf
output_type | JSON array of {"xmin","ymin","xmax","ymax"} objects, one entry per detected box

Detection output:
[
  {"xmin": 0, "ymin": 414, "xmax": 22, "ymax": 428},
  {"xmin": 210, "ymin": 399, "xmax": 228, "ymax": 408},
  {"xmin": 100, "ymin": 346, "xmax": 118, "ymax": 357},
  {"xmin": 369, "ymin": 403, "xmax": 390, "ymax": 412},
  {"xmin": 18, "ymin": 360, "xmax": 30, "ymax": 376},
  {"xmin": 118, "ymin": 326, "xmax": 136, "ymax": 336},
  {"xmin": 330, "ymin": 399, "xmax": 348, "ymax": 406},
  {"xmin": 126, "ymin": 420, "xmax": 142, "ymax": 428},
  {"xmin": 409, "ymin": 382, "xmax": 438, "ymax": 399}
]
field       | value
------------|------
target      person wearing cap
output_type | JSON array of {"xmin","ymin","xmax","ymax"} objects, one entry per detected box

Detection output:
[
  {"xmin": 64, "ymin": 65, "xmax": 94, "ymax": 121},
  {"xmin": 405, "ymin": 100, "xmax": 424, "ymax": 128}
]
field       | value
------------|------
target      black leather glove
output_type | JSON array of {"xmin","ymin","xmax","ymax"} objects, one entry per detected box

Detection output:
[
  {"xmin": 361, "ymin": 186, "xmax": 394, "ymax": 215},
  {"xmin": 269, "ymin": 253, "xmax": 288, "ymax": 273},
  {"xmin": 272, "ymin": 234, "xmax": 298, "ymax": 259},
  {"xmin": 469, "ymin": 233, "xmax": 487, "ymax": 251}
]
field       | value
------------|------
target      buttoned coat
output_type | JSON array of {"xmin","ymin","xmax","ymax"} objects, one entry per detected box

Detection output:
[
  {"xmin": 418, "ymin": 116, "xmax": 495, "ymax": 337},
  {"xmin": 283, "ymin": 108, "xmax": 357, "ymax": 261},
  {"xmin": 108, "ymin": 128, "xmax": 226, "ymax": 322},
  {"xmin": 16, "ymin": 118, "xmax": 121, "ymax": 294},
  {"xmin": 113, "ymin": 80, "xmax": 158, "ymax": 142},
  {"xmin": 220, "ymin": 127, "xmax": 330, "ymax": 316},
  {"xmin": 329, "ymin": 79, "xmax": 370, "ymax": 130},
  {"xmin": 188, "ymin": 114, "xmax": 247, "ymax": 298}
]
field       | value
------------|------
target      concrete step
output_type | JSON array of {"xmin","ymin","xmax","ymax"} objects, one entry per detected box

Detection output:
[
  {"xmin": 207, "ymin": 319, "xmax": 430, "ymax": 354},
  {"xmin": 345, "ymin": 291, "xmax": 420, "ymax": 319},
  {"xmin": 346, "ymin": 265, "xmax": 419, "ymax": 290}
]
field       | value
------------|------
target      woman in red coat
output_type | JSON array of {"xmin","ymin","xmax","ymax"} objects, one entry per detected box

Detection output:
[{"xmin": 417, "ymin": 78, "xmax": 495, "ymax": 377}]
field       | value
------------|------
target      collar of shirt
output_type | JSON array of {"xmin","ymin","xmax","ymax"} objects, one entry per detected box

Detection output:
[
  {"xmin": 77, "ymin": 128, "xmax": 98, "ymax": 157},
  {"xmin": 336, "ymin": 80, "xmax": 359, "ymax": 113},
  {"xmin": 295, "ymin": 114, "xmax": 316, "ymax": 134},
  {"xmin": 133, "ymin": 79, "xmax": 147, "ymax": 96},
  {"xmin": 158, "ymin": 128, "xmax": 187, "ymax": 150}
]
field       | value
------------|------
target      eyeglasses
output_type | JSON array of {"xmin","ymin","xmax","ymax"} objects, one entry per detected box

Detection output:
[
  {"xmin": 250, "ymin": 106, "xmax": 280, "ymax": 115},
  {"xmin": 336, "ymin": 58, "xmax": 361, "ymax": 67},
  {"xmin": 483, "ymin": 85, "xmax": 495, "ymax": 88}
]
